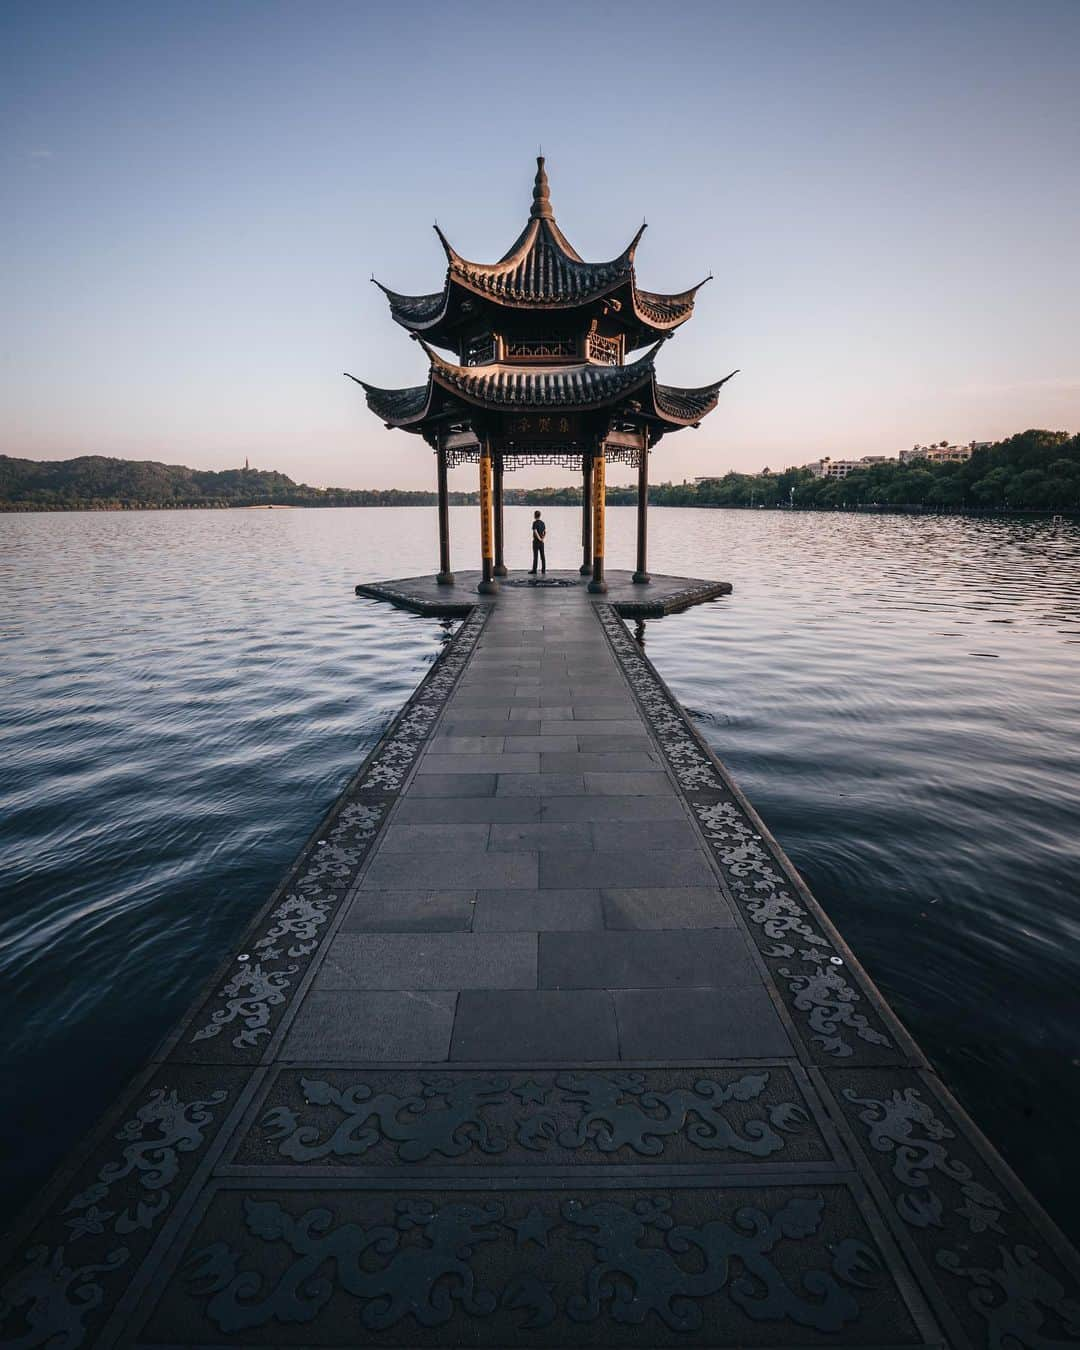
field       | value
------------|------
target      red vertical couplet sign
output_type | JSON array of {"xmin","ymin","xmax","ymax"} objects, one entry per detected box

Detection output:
[
  {"xmin": 592, "ymin": 453, "xmax": 606, "ymax": 561},
  {"xmin": 479, "ymin": 452, "xmax": 494, "ymax": 564}
]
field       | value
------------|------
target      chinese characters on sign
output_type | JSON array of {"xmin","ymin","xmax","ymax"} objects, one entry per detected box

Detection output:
[
  {"xmin": 479, "ymin": 452, "xmax": 493, "ymax": 561},
  {"xmin": 504, "ymin": 415, "xmax": 578, "ymax": 442}
]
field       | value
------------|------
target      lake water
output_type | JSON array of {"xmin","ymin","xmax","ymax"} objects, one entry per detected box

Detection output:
[{"xmin": 2, "ymin": 505, "xmax": 1078, "ymax": 1241}]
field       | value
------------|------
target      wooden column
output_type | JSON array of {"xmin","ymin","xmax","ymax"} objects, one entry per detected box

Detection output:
[
  {"xmin": 587, "ymin": 446, "xmax": 607, "ymax": 594},
  {"xmin": 435, "ymin": 445, "xmax": 453, "ymax": 585},
  {"xmin": 477, "ymin": 442, "xmax": 498, "ymax": 595},
  {"xmin": 493, "ymin": 453, "xmax": 508, "ymax": 576},
  {"xmin": 632, "ymin": 444, "xmax": 650, "ymax": 584},
  {"xmin": 579, "ymin": 451, "xmax": 593, "ymax": 575}
]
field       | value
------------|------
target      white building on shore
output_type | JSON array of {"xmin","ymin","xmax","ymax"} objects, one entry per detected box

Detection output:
[
  {"xmin": 805, "ymin": 455, "xmax": 893, "ymax": 479},
  {"xmin": 898, "ymin": 441, "xmax": 990, "ymax": 464},
  {"xmin": 804, "ymin": 440, "xmax": 992, "ymax": 478}
]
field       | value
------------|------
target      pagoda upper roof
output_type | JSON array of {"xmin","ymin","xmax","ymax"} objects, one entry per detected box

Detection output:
[
  {"xmin": 372, "ymin": 158, "xmax": 708, "ymax": 352},
  {"xmin": 346, "ymin": 343, "xmax": 737, "ymax": 437}
]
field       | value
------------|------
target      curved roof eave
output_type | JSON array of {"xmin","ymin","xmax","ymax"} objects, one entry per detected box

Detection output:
[
  {"xmin": 632, "ymin": 276, "xmax": 711, "ymax": 331},
  {"xmin": 372, "ymin": 277, "xmax": 453, "ymax": 334},
  {"xmin": 650, "ymin": 368, "xmax": 739, "ymax": 426},
  {"xmin": 344, "ymin": 372, "xmax": 433, "ymax": 428}
]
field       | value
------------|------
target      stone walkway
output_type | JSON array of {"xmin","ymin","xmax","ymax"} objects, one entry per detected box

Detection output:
[
  {"xmin": 297, "ymin": 586, "xmax": 786, "ymax": 1067},
  {"xmin": 3, "ymin": 584, "xmax": 1078, "ymax": 1349}
]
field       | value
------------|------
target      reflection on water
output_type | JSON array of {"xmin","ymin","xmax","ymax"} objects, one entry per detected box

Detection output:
[{"xmin": 1, "ymin": 505, "xmax": 1078, "ymax": 1241}]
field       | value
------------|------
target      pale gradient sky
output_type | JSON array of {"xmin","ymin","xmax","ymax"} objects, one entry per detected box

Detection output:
[{"xmin": 3, "ymin": 0, "xmax": 1079, "ymax": 491}]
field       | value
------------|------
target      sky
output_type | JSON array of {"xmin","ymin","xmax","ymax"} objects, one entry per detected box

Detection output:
[{"xmin": 3, "ymin": 0, "xmax": 1079, "ymax": 491}]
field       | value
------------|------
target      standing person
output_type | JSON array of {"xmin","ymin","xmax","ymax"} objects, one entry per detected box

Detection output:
[{"xmin": 530, "ymin": 510, "xmax": 547, "ymax": 575}]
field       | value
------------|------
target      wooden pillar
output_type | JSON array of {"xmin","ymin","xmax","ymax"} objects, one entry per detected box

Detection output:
[
  {"xmin": 579, "ymin": 451, "xmax": 593, "ymax": 575},
  {"xmin": 435, "ymin": 445, "xmax": 453, "ymax": 585},
  {"xmin": 587, "ymin": 446, "xmax": 607, "ymax": 594},
  {"xmin": 632, "ymin": 444, "xmax": 650, "ymax": 584},
  {"xmin": 477, "ymin": 442, "xmax": 498, "ymax": 595},
  {"xmin": 492, "ymin": 453, "xmax": 507, "ymax": 576}
]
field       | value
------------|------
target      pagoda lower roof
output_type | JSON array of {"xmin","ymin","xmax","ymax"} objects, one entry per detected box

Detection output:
[{"xmin": 348, "ymin": 347, "xmax": 737, "ymax": 435}]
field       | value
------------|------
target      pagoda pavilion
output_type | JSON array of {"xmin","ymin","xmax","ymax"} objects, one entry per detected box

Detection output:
[{"xmin": 348, "ymin": 158, "xmax": 735, "ymax": 594}]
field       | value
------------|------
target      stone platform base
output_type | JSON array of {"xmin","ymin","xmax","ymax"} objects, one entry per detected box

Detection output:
[{"xmin": 355, "ymin": 569, "xmax": 732, "ymax": 617}]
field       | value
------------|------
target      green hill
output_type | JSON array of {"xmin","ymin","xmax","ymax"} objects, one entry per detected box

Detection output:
[{"xmin": 0, "ymin": 455, "xmax": 440, "ymax": 510}]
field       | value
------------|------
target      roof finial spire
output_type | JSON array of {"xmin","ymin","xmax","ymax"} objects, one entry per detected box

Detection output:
[{"xmin": 530, "ymin": 154, "xmax": 553, "ymax": 220}]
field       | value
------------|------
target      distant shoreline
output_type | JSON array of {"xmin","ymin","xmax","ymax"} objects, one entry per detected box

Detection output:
[
  {"xmin": 2, "ymin": 501, "xmax": 1077, "ymax": 521},
  {"xmin": 2, "ymin": 430, "xmax": 1077, "ymax": 515}
]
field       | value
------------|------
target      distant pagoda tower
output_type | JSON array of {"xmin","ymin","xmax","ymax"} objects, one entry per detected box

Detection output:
[{"xmin": 348, "ymin": 157, "xmax": 736, "ymax": 594}]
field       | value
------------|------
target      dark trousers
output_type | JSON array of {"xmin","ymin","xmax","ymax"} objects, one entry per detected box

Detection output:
[{"xmin": 530, "ymin": 539, "xmax": 546, "ymax": 573}]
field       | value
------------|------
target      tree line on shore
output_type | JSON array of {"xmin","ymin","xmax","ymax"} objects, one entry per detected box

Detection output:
[
  {"xmin": 2, "ymin": 430, "xmax": 1077, "ymax": 514},
  {"xmin": 681, "ymin": 429, "xmax": 1079, "ymax": 513}
]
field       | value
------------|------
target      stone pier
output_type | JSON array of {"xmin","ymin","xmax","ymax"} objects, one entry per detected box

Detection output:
[{"xmin": 2, "ymin": 579, "xmax": 1078, "ymax": 1349}]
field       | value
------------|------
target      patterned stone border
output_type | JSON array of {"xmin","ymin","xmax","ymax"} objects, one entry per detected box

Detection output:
[
  {"xmin": 169, "ymin": 605, "xmax": 489, "ymax": 1066},
  {"xmin": 0, "ymin": 1065, "xmax": 249, "ymax": 1350},
  {"xmin": 689, "ymin": 795, "xmax": 901, "ymax": 1067},
  {"xmin": 823, "ymin": 1066, "xmax": 1080, "ymax": 1350},
  {"xmin": 595, "ymin": 604, "xmax": 917, "ymax": 1069}
]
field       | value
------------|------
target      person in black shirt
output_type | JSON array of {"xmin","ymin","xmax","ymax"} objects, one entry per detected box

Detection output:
[{"xmin": 530, "ymin": 510, "xmax": 547, "ymax": 574}]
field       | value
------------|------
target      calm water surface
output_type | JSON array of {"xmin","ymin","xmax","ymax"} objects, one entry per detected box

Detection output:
[{"xmin": 1, "ymin": 506, "xmax": 1078, "ymax": 1238}]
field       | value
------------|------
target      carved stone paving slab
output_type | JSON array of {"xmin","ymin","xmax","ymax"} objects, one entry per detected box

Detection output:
[
  {"xmin": 826, "ymin": 1067, "xmax": 1080, "ymax": 1350},
  {"xmin": 229, "ymin": 1066, "xmax": 838, "ymax": 1171},
  {"xmin": 596, "ymin": 607, "xmax": 907, "ymax": 1071},
  {"xmin": 170, "ymin": 608, "xmax": 488, "ymax": 1067},
  {"xmin": 136, "ymin": 1180, "xmax": 928, "ymax": 1347},
  {"xmin": 0, "ymin": 1066, "xmax": 247, "ymax": 1350}
]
